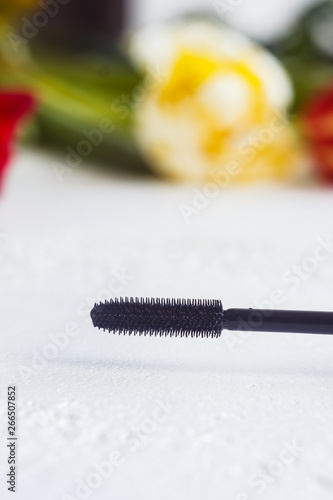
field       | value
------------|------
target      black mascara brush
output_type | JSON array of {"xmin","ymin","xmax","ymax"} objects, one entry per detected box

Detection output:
[{"xmin": 90, "ymin": 298, "xmax": 333, "ymax": 337}]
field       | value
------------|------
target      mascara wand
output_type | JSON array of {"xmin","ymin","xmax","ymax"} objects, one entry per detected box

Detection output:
[{"xmin": 90, "ymin": 298, "xmax": 333, "ymax": 337}]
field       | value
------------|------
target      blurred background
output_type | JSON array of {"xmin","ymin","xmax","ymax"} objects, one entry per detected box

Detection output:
[
  {"xmin": 1, "ymin": 0, "xmax": 333, "ymax": 181},
  {"xmin": 130, "ymin": 0, "xmax": 319, "ymax": 38},
  {"xmin": 2, "ymin": 2, "xmax": 333, "ymax": 500}
]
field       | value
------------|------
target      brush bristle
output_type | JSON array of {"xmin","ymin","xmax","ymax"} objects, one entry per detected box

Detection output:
[{"xmin": 90, "ymin": 297, "xmax": 224, "ymax": 338}]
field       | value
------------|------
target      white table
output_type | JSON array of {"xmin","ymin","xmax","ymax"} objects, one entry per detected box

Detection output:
[{"xmin": 1, "ymin": 148, "xmax": 333, "ymax": 500}]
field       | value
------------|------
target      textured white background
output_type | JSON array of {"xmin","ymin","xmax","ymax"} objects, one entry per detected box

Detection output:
[{"xmin": 1, "ymin": 149, "xmax": 333, "ymax": 500}]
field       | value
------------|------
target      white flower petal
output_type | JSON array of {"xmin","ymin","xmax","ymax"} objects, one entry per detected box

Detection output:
[
  {"xmin": 176, "ymin": 21, "xmax": 251, "ymax": 59},
  {"xmin": 128, "ymin": 21, "xmax": 252, "ymax": 71},
  {"xmin": 128, "ymin": 23, "xmax": 178, "ymax": 73}
]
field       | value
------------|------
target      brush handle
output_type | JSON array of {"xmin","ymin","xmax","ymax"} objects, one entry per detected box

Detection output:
[{"xmin": 223, "ymin": 309, "xmax": 333, "ymax": 335}]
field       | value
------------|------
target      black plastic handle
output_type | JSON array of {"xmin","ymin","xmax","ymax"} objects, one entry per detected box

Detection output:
[{"xmin": 223, "ymin": 308, "xmax": 333, "ymax": 335}]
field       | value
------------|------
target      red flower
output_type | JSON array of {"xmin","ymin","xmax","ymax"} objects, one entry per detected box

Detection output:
[
  {"xmin": 302, "ymin": 82, "xmax": 333, "ymax": 181},
  {"xmin": 0, "ymin": 91, "xmax": 35, "ymax": 189}
]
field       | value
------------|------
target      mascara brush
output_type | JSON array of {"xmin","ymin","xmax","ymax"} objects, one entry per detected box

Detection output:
[{"xmin": 90, "ymin": 298, "xmax": 333, "ymax": 337}]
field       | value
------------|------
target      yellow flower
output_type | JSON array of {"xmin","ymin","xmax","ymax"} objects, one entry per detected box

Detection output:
[{"xmin": 129, "ymin": 21, "xmax": 302, "ymax": 183}]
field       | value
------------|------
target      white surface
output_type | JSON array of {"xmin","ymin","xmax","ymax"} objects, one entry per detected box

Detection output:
[{"xmin": 1, "ymin": 149, "xmax": 333, "ymax": 500}]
